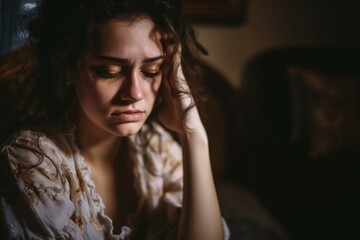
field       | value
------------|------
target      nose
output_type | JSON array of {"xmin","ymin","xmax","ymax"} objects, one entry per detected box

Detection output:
[{"xmin": 119, "ymin": 72, "xmax": 144, "ymax": 103}]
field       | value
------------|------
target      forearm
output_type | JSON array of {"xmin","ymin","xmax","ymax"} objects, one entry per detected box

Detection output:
[{"xmin": 177, "ymin": 127, "xmax": 223, "ymax": 240}]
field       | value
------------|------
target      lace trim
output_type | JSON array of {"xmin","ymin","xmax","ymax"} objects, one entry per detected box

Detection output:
[{"xmin": 64, "ymin": 130, "xmax": 132, "ymax": 239}]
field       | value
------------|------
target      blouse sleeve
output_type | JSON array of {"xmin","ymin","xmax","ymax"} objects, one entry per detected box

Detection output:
[
  {"xmin": 144, "ymin": 124, "xmax": 230, "ymax": 240},
  {"xmin": 0, "ymin": 133, "xmax": 83, "ymax": 239},
  {"xmin": 136, "ymin": 125, "xmax": 182, "ymax": 240}
]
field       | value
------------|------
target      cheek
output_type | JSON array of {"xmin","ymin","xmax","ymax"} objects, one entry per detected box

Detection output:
[
  {"xmin": 75, "ymin": 81, "xmax": 117, "ymax": 111},
  {"xmin": 146, "ymin": 78, "xmax": 162, "ymax": 103}
]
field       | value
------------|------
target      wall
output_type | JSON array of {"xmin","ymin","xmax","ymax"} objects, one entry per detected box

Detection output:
[{"xmin": 192, "ymin": 0, "xmax": 360, "ymax": 89}]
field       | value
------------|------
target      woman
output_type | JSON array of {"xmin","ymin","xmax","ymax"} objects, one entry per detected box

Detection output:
[{"xmin": 0, "ymin": 0, "xmax": 229, "ymax": 239}]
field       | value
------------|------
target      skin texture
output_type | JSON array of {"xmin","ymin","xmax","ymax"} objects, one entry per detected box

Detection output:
[
  {"xmin": 74, "ymin": 17, "xmax": 223, "ymax": 240},
  {"xmin": 74, "ymin": 18, "xmax": 163, "ymax": 138}
]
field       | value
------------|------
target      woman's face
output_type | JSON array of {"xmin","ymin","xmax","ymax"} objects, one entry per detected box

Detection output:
[{"xmin": 74, "ymin": 17, "xmax": 163, "ymax": 137}]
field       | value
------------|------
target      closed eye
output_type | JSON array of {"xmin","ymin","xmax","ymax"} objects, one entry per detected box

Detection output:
[
  {"xmin": 91, "ymin": 66, "xmax": 123, "ymax": 79},
  {"xmin": 142, "ymin": 71, "xmax": 161, "ymax": 79},
  {"xmin": 98, "ymin": 71, "xmax": 122, "ymax": 78}
]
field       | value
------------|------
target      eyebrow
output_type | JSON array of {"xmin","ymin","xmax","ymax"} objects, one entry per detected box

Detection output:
[{"xmin": 94, "ymin": 55, "xmax": 164, "ymax": 64}]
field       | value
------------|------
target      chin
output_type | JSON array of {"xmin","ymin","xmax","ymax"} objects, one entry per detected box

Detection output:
[{"xmin": 110, "ymin": 122, "xmax": 144, "ymax": 137}]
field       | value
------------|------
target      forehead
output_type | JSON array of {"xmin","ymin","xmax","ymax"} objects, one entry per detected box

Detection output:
[{"xmin": 96, "ymin": 17, "xmax": 163, "ymax": 58}]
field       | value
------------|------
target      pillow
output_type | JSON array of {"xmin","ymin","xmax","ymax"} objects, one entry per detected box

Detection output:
[{"xmin": 288, "ymin": 66, "xmax": 360, "ymax": 159}]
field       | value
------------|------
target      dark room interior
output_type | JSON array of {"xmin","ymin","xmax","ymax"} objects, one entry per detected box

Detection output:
[{"xmin": 1, "ymin": 0, "xmax": 360, "ymax": 239}]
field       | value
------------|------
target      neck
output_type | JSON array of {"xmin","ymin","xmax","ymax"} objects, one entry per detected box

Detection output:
[{"xmin": 75, "ymin": 108, "xmax": 121, "ymax": 166}]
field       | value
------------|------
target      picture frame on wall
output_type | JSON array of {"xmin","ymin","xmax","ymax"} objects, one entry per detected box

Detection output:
[{"xmin": 184, "ymin": 0, "xmax": 245, "ymax": 23}]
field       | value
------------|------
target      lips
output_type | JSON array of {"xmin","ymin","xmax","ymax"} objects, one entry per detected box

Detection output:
[{"xmin": 111, "ymin": 110, "xmax": 144, "ymax": 122}]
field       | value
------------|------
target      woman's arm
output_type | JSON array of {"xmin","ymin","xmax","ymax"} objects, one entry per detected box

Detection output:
[
  {"xmin": 177, "ymin": 127, "xmax": 223, "ymax": 240},
  {"xmin": 158, "ymin": 57, "xmax": 224, "ymax": 240}
]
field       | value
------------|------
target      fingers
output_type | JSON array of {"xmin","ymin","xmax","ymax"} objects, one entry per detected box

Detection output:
[
  {"xmin": 163, "ymin": 48, "xmax": 189, "ymax": 94},
  {"xmin": 160, "ymin": 43, "xmax": 191, "ymax": 106}
]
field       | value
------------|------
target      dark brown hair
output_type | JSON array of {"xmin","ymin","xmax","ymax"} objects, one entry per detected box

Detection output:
[{"xmin": 12, "ymin": 0, "xmax": 206, "ymax": 133}]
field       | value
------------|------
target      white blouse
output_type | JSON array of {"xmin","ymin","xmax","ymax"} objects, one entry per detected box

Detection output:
[{"xmin": 0, "ymin": 123, "xmax": 229, "ymax": 239}]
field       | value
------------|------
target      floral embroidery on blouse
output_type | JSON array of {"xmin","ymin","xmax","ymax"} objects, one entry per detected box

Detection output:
[{"xmin": 0, "ymin": 122, "xmax": 230, "ymax": 239}]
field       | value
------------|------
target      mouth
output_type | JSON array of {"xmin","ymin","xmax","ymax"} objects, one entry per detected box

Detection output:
[{"xmin": 111, "ymin": 110, "xmax": 145, "ymax": 122}]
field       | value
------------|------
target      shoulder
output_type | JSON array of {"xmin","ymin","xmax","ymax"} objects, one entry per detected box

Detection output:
[
  {"xmin": 0, "ymin": 128, "xmax": 73, "ymax": 178},
  {"xmin": 1, "ymin": 127, "xmax": 74, "ymax": 155},
  {"xmin": 1, "ymin": 129, "xmax": 54, "ymax": 161}
]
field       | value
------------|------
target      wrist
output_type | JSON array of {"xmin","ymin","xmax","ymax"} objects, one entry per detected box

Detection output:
[{"xmin": 178, "ymin": 125, "xmax": 208, "ymax": 146}]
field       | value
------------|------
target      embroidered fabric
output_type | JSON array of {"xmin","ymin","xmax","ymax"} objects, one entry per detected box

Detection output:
[{"xmin": 0, "ymin": 123, "xmax": 229, "ymax": 239}]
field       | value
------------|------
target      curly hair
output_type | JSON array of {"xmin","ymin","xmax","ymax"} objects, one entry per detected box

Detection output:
[{"xmin": 11, "ymin": 0, "xmax": 207, "ymax": 134}]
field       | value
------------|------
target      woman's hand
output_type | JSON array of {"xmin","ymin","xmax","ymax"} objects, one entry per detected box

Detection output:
[{"xmin": 157, "ymin": 51, "xmax": 205, "ymax": 136}]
